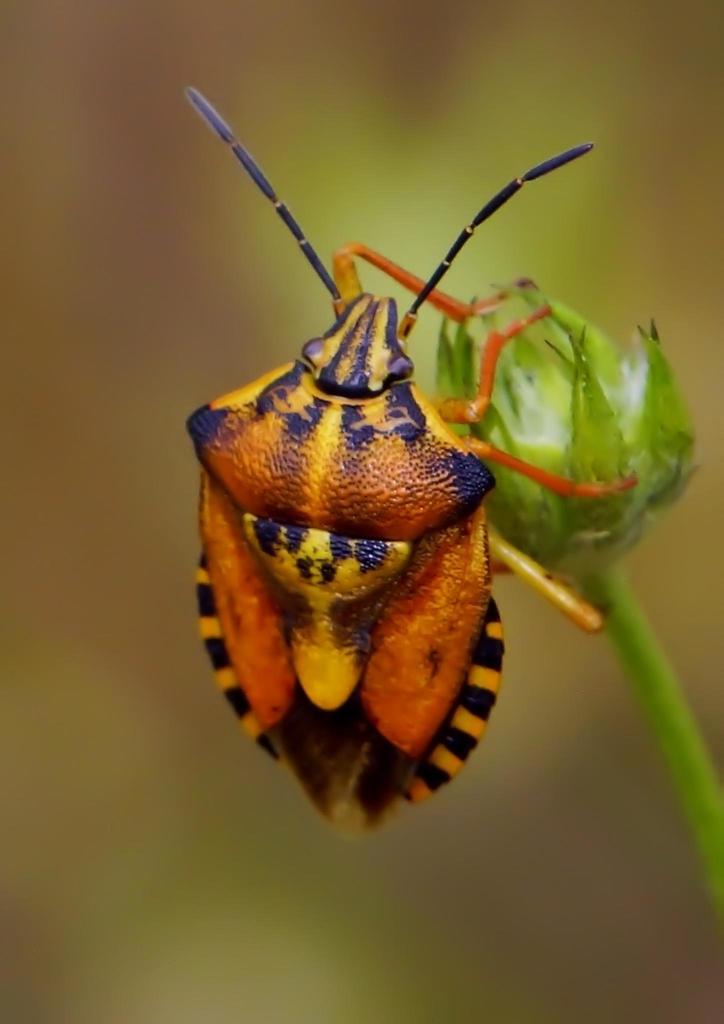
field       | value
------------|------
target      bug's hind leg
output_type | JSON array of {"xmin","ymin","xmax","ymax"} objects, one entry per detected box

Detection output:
[
  {"xmin": 406, "ymin": 597, "xmax": 504, "ymax": 803},
  {"xmin": 489, "ymin": 528, "xmax": 603, "ymax": 632},
  {"xmin": 196, "ymin": 555, "xmax": 278, "ymax": 759}
]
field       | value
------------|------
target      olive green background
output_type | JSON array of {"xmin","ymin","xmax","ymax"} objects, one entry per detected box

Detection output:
[{"xmin": 3, "ymin": 2, "xmax": 723, "ymax": 1021}]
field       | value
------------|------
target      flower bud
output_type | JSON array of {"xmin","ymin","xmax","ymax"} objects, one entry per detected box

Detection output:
[{"xmin": 436, "ymin": 286, "xmax": 695, "ymax": 576}]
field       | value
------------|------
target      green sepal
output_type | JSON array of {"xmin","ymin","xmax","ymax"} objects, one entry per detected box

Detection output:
[
  {"xmin": 569, "ymin": 329, "xmax": 624, "ymax": 483},
  {"xmin": 439, "ymin": 289, "xmax": 695, "ymax": 575},
  {"xmin": 639, "ymin": 327, "xmax": 695, "ymax": 506},
  {"xmin": 452, "ymin": 319, "xmax": 476, "ymax": 398},
  {"xmin": 435, "ymin": 320, "xmax": 455, "ymax": 399}
]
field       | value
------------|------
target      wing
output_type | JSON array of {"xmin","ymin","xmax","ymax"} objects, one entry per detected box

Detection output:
[
  {"xmin": 198, "ymin": 470, "xmax": 297, "ymax": 730},
  {"xmin": 360, "ymin": 502, "xmax": 492, "ymax": 759},
  {"xmin": 270, "ymin": 691, "xmax": 413, "ymax": 832},
  {"xmin": 195, "ymin": 553, "xmax": 277, "ymax": 756}
]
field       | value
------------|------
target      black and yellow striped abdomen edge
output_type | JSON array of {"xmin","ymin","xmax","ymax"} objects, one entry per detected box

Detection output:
[
  {"xmin": 406, "ymin": 597, "xmax": 504, "ymax": 802},
  {"xmin": 196, "ymin": 555, "xmax": 278, "ymax": 758}
]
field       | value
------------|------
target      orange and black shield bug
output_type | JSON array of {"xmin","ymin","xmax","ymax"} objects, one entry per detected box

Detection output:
[{"xmin": 185, "ymin": 88, "xmax": 634, "ymax": 830}]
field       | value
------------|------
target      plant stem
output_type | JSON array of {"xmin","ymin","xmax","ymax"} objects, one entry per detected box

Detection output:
[{"xmin": 585, "ymin": 568, "xmax": 724, "ymax": 920}]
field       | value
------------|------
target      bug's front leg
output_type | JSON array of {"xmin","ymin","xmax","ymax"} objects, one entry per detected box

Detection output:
[
  {"xmin": 332, "ymin": 242, "xmax": 506, "ymax": 320},
  {"xmin": 437, "ymin": 304, "xmax": 552, "ymax": 424},
  {"xmin": 437, "ymin": 308, "xmax": 637, "ymax": 495}
]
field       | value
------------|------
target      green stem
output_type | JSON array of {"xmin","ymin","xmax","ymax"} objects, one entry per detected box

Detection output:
[{"xmin": 585, "ymin": 568, "xmax": 724, "ymax": 920}]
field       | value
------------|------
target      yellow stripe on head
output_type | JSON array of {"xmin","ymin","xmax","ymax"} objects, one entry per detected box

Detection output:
[{"xmin": 304, "ymin": 294, "xmax": 412, "ymax": 398}]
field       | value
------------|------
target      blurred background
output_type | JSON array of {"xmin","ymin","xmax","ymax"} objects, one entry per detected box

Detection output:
[{"xmin": 3, "ymin": 1, "xmax": 723, "ymax": 1021}]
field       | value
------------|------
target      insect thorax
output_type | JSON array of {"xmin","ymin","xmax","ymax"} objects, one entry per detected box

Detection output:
[{"xmin": 187, "ymin": 360, "xmax": 495, "ymax": 541}]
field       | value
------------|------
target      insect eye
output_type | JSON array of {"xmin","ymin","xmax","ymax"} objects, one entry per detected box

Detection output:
[
  {"xmin": 302, "ymin": 338, "xmax": 324, "ymax": 365},
  {"xmin": 387, "ymin": 354, "xmax": 413, "ymax": 381}
]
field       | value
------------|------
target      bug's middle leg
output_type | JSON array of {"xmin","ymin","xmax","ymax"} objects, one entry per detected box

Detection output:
[{"xmin": 332, "ymin": 242, "xmax": 506, "ymax": 320}]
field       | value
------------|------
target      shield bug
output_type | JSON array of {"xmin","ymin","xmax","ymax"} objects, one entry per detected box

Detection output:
[{"xmin": 185, "ymin": 88, "xmax": 634, "ymax": 830}]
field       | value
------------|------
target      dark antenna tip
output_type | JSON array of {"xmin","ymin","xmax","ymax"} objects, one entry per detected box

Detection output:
[
  {"xmin": 523, "ymin": 141, "xmax": 594, "ymax": 181},
  {"xmin": 184, "ymin": 86, "xmax": 341, "ymax": 303},
  {"xmin": 403, "ymin": 140, "xmax": 596, "ymax": 327},
  {"xmin": 185, "ymin": 86, "xmax": 235, "ymax": 144}
]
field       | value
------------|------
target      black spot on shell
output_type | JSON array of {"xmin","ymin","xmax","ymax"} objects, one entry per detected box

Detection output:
[
  {"xmin": 186, "ymin": 405, "xmax": 228, "ymax": 457},
  {"xmin": 341, "ymin": 404, "xmax": 375, "ymax": 449},
  {"xmin": 384, "ymin": 384, "xmax": 426, "ymax": 442},
  {"xmin": 256, "ymin": 362, "xmax": 324, "ymax": 441},
  {"xmin": 284, "ymin": 525, "xmax": 308, "ymax": 553},
  {"xmin": 296, "ymin": 557, "xmax": 313, "ymax": 580},
  {"xmin": 449, "ymin": 451, "xmax": 495, "ymax": 513},
  {"xmin": 254, "ymin": 518, "xmax": 282, "ymax": 556},
  {"xmin": 355, "ymin": 539, "xmax": 389, "ymax": 573},
  {"xmin": 330, "ymin": 534, "xmax": 353, "ymax": 561}
]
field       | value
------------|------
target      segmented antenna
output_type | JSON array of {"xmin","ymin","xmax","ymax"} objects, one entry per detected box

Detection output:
[
  {"xmin": 186, "ymin": 87, "xmax": 341, "ymax": 304},
  {"xmin": 399, "ymin": 143, "xmax": 593, "ymax": 337}
]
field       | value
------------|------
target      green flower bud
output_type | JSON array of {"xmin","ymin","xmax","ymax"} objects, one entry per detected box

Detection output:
[{"xmin": 436, "ymin": 285, "xmax": 695, "ymax": 576}]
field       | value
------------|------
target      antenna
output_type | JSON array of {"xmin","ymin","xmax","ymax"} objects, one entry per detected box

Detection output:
[
  {"xmin": 186, "ymin": 87, "xmax": 341, "ymax": 304},
  {"xmin": 399, "ymin": 143, "xmax": 593, "ymax": 338}
]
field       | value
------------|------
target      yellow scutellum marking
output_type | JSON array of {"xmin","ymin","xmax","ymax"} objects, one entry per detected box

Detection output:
[
  {"xmin": 486, "ymin": 621, "xmax": 503, "ymax": 640},
  {"xmin": 243, "ymin": 515, "xmax": 411, "ymax": 600},
  {"xmin": 196, "ymin": 567, "xmax": 211, "ymax": 584},
  {"xmin": 243, "ymin": 513, "xmax": 412, "ymax": 711}
]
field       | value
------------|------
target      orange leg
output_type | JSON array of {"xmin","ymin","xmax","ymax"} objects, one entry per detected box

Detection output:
[
  {"xmin": 433, "ymin": 305, "xmax": 636, "ymax": 496},
  {"xmin": 332, "ymin": 242, "xmax": 505, "ymax": 322},
  {"xmin": 438, "ymin": 305, "xmax": 551, "ymax": 424},
  {"xmin": 466, "ymin": 437, "xmax": 636, "ymax": 497},
  {"xmin": 489, "ymin": 530, "xmax": 603, "ymax": 632},
  {"xmin": 331, "ymin": 243, "xmax": 636, "ymax": 499}
]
